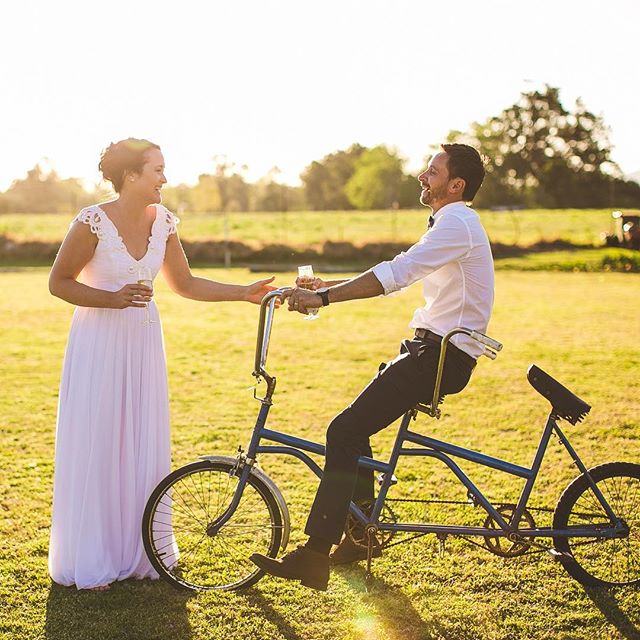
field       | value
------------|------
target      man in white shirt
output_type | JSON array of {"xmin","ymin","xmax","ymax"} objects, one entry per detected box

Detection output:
[{"xmin": 251, "ymin": 143, "xmax": 494, "ymax": 591}]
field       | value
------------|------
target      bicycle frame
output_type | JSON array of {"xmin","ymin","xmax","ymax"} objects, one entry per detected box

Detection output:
[{"xmin": 210, "ymin": 290, "xmax": 626, "ymax": 544}]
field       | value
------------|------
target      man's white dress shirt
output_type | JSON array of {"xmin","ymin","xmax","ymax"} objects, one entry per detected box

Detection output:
[{"xmin": 371, "ymin": 201, "xmax": 494, "ymax": 359}]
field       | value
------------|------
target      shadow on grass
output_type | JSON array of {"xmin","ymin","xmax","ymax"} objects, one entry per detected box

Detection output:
[
  {"xmin": 336, "ymin": 566, "xmax": 447, "ymax": 640},
  {"xmin": 44, "ymin": 580, "xmax": 194, "ymax": 640},
  {"xmin": 584, "ymin": 586, "xmax": 640, "ymax": 640},
  {"xmin": 243, "ymin": 576, "xmax": 435, "ymax": 640},
  {"xmin": 244, "ymin": 591, "xmax": 305, "ymax": 640}
]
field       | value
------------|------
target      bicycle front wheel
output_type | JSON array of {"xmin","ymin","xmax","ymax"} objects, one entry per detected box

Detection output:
[
  {"xmin": 142, "ymin": 460, "xmax": 283, "ymax": 591},
  {"xmin": 553, "ymin": 462, "xmax": 640, "ymax": 587}
]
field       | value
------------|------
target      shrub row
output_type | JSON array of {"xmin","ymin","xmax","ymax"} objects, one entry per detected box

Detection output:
[{"xmin": 1, "ymin": 235, "xmax": 637, "ymax": 271}]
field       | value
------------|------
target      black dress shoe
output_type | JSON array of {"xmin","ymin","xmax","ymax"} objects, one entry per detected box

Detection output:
[
  {"xmin": 329, "ymin": 536, "xmax": 382, "ymax": 566},
  {"xmin": 249, "ymin": 546, "xmax": 330, "ymax": 591}
]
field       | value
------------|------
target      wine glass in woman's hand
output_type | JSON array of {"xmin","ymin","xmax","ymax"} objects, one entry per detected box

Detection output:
[{"xmin": 137, "ymin": 266, "xmax": 155, "ymax": 324}]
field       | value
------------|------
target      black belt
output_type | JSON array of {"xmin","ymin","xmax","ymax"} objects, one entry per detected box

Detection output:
[
  {"xmin": 413, "ymin": 329, "xmax": 476, "ymax": 367},
  {"xmin": 414, "ymin": 328, "xmax": 443, "ymax": 343}
]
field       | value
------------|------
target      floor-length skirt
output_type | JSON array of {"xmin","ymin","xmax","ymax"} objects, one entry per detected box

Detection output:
[{"xmin": 48, "ymin": 303, "xmax": 171, "ymax": 589}]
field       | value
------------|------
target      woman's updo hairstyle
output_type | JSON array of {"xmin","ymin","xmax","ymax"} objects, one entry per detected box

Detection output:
[{"xmin": 98, "ymin": 138, "xmax": 161, "ymax": 193}]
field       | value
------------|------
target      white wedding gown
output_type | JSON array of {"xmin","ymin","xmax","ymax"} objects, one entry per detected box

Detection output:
[{"xmin": 49, "ymin": 204, "xmax": 178, "ymax": 589}]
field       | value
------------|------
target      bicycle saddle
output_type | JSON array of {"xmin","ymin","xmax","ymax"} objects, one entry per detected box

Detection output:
[{"xmin": 527, "ymin": 365, "xmax": 591, "ymax": 425}]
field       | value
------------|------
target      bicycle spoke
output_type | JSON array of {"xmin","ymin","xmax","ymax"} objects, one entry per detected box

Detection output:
[
  {"xmin": 215, "ymin": 470, "xmax": 224, "ymax": 519},
  {"xmin": 191, "ymin": 470, "xmax": 209, "ymax": 521},
  {"xmin": 153, "ymin": 511, "xmax": 202, "ymax": 533},
  {"xmin": 206, "ymin": 470, "xmax": 214, "ymax": 522},
  {"xmin": 181, "ymin": 474, "xmax": 209, "ymax": 518},
  {"xmin": 157, "ymin": 495, "xmax": 200, "ymax": 523},
  {"xmin": 166, "ymin": 531, "xmax": 209, "ymax": 571},
  {"xmin": 168, "ymin": 484, "xmax": 208, "ymax": 527},
  {"xmin": 217, "ymin": 531, "xmax": 267, "ymax": 563},
  {"xmin": 152, "ymin": 526, "xmax": 198, "ymax": 541}
]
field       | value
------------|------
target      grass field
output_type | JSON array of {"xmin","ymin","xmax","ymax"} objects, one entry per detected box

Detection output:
[
  {"xmin": 1, "ymin": 268, "xmax": 639, "ymax": 640},
  {"xmin": 0, "ymin": 208, "xmax": 618, "ymax": 247},
  {"xmin": 491, "ymin": 247, "xmax": 640, "ymax": 272}
]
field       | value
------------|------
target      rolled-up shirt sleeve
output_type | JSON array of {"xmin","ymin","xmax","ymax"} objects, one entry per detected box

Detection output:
[{"xmin": 371, "ymin": 214, "xmax": 473, "ymax": 294}]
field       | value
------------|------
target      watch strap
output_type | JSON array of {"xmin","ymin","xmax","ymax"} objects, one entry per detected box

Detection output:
[{"xmin": 317, "ymin": 288, "xmax": 330, "ymax": 307}]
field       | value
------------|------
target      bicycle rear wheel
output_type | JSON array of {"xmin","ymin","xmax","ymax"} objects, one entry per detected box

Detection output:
[
  {"xmin": 552, "ymin": 462, "xmax": 640, "ymax": 586},
  {"xmin": 142, "ymin": 460, "xmax": 283, "ymax": 591}
]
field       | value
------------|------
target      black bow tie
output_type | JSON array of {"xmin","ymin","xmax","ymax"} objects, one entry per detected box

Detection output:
[{"xmin": 428, "ymin": 215, "xmax": 435, "ymax": 230}]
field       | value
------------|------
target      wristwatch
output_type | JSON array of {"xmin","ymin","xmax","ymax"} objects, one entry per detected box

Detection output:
[{"xmin": 316, "ymin": 287, "xmax": 331, "ymax": 307}]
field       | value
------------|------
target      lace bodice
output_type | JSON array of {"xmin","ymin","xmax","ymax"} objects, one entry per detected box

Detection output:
[{"xmin": 72, "ymin": 204, "xmax": 179, "ymax": 291}]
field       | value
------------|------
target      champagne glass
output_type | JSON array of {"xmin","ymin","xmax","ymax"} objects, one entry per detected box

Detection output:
[
  {"xmin": 137, "ymin": 266, "xmax": 155, "ymax": 324},
  {"xmin": 297, "ymin": 265, "xmax": 319, "ymax": 320}
]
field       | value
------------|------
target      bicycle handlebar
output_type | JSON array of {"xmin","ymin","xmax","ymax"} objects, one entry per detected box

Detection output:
[
  {"xmin": 469, "ymin": 330, "xmax": 503, "ymax": 352},
  {"xmin": 253, "ymin": 288, "xmax": 289, "ymax": 398}
]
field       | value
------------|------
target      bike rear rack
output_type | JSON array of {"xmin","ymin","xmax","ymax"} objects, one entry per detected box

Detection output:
[{"xmin": 418, "ymin": 327, "xmax": 503, "ymax": 419}]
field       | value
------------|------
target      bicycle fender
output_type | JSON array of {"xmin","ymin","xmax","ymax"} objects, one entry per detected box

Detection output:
[{"xmin": 198, "ymin": 455, "xmax": 291, "ymax": 552}]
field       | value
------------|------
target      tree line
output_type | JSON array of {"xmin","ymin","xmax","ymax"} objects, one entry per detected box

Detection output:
[{"xmin": 2, "ymin": 86, "xmax": 638, "ymax": 214}]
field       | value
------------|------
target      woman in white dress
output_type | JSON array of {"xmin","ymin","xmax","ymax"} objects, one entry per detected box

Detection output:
[{"xmin": 48, "ymin": 138, "xmax": 275, "ymax": 591}]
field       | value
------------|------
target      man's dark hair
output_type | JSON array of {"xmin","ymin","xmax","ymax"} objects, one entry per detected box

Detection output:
[{"xmin": 441, "ymin": 143, "xmax": 485, "ymax": 201}]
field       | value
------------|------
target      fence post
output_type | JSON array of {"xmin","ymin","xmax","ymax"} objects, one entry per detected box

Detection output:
[{"xmin": 224, "ymin": 211, "xmax": 231, "ymax": 268}]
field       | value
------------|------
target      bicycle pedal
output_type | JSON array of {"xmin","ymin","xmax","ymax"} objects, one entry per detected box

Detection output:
[
  {"xmin": 466, "ymin": 491, "xmax": 480, "ymax": 507},
  {"xmin": 376, "ymin": 473, "xmax": 398, "ymax": 486},
  {"xmin": 437, "ymin": 532, "xmax": 448, "ymax": 556},
  {"xmin": 547, "ymin": 548, "xmax": 571, "ymax": 561}
]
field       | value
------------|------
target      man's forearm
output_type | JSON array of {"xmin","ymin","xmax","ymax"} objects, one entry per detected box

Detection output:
[
  {"xmin": 323, "ymin": 278, "xmax": 349, "ymax": 288},
  {"xmin": 326, "ymin": 270, "xmax": 383, "ymax": 304}
]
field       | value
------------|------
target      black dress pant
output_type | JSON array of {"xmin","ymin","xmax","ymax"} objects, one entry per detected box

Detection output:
[{"xmin": 305, "ymin": 336, "xmax": 476, "ymax": 544}]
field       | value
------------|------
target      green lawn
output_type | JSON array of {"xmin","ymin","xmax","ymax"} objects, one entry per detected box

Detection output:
[
  {"xmin": 493, "ymin": 247, "xmax": 640, "ymax": 272},
  {"xmin": 0, "ymin": 208, "xmax": 618, "ymax": 247},
  {"xmin": 1, "ymin": 268, "xmax": 639, "ymax": 639}
]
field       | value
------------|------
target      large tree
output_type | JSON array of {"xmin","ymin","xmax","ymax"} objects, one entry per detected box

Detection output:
[
  {"xmin": 253, "ymin": 167, "xmax": 304, "ymax": 212},
  {"xmin": 300, "ymin": 144, "xmax": 366, "ymax": 210},
  {"xmin": 210, "ymin": 156, "xmax": 252, "ymax": 212},
  {"xmin": 345, "ymin": 145, "xmax": 416, "ymax": 210},
  {"xmin": 2, "ymin": 163, "xmax": 96, "ymax": 213},
  {"xmin": 450, "ymin": 86, "xmax": 640, "ymax": 208}
]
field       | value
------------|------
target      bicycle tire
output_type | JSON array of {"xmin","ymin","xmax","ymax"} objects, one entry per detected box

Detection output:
[
  {"xmin": 142, "ymin": 459, "xmax": 283, "ymax": 591},
  {"xmin": 552, "ymin": 461, "xmax": 640, "ymax": 587}
]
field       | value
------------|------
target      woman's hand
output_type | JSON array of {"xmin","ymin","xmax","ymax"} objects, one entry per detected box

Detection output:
[
  {"xmin": 243, "ymin": 277, "xmax": 278, "ymax": 305},
  {"xmin": 110, "ymin": 284, "xmax": 153, "ymax": 309}
]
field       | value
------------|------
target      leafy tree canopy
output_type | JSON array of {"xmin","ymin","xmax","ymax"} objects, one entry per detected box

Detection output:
[
  {"xmin": 345, "ymin": 145, "xmax": 416, "ymax": 210},
  {"xmin": 0, "ymin": 163, "xmax": 100, "ymax": 213},
  {"xmin": 300, "ymin": 144, "xmax": 366, "ymax": 210},
  {"xmin": 449, "ymin": 85, "xmax": 640, "ymax": 208}
]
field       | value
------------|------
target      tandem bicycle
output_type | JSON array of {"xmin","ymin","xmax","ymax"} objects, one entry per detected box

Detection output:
[{"xmin": 142, "ymin": 289, "xmax": 640, "ymax": 591}]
